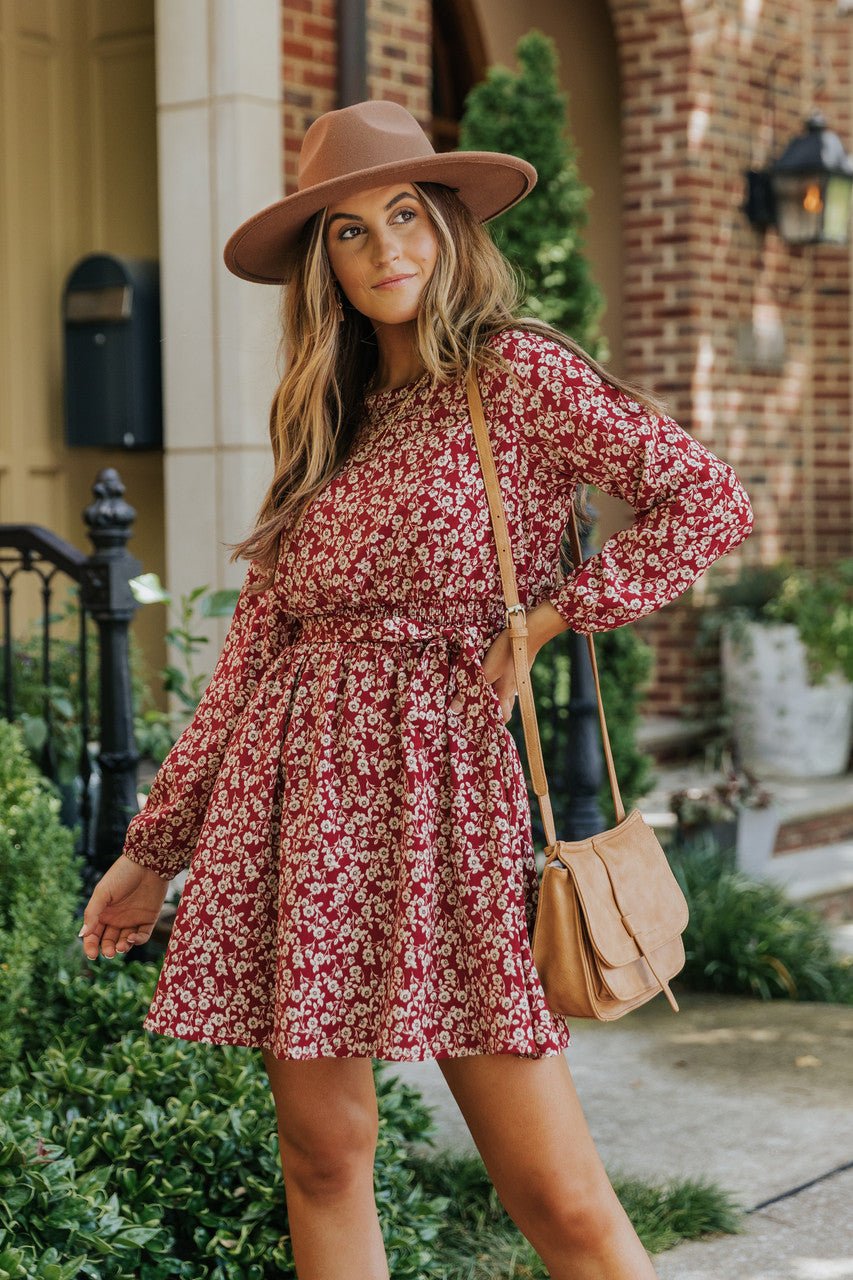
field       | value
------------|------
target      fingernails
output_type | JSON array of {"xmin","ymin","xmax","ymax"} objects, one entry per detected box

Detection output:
[{"xmin": 78, "ymin": 925, "xmax": 87, "ymax": 937}]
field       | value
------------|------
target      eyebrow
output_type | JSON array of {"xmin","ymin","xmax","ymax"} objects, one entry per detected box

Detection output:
[{"xmin": 325, "ymin": 190, "xmax": 420, "ymax": 229}]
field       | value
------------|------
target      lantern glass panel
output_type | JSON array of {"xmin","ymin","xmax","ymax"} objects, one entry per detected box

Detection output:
[
  {"xmin": 823, "ymin": 174, "xmax": 852, "ymax": 243},
  {"xmin": 771, "ymin": 173, "xmax": 825, "ymax": 243}
]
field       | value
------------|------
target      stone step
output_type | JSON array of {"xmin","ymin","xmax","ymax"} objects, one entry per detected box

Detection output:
[
  {"xmin": 758, "ymin": 840, "xmax": 853, "ymax": 926},
  {"xmin": 773, "ymin": 802, "xmax": 853, "ymax": 854},
  {"xmin": 636, "ymin": 715, "xmax": 716, "ymax": 763}
]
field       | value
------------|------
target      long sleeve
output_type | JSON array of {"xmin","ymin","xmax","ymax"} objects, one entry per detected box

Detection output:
[
  {"xmin": 515, "ymin": 334, "xmax": 755, "ymax": 633},
  {"xmin": 122, "ymin": 559, "xmax": 298, "ymax": 880}
]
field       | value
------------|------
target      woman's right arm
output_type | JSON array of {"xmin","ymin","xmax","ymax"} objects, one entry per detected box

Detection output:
[{"xmin": 121, "ymin": 559, "xmax": 298, "ymax": 881}]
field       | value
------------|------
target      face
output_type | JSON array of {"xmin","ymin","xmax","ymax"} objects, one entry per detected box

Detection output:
[{"xmin": 323, "ymin": 181, "xmax": 439, "ymax": 325}]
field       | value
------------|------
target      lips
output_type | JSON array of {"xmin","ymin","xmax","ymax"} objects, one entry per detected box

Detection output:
[{"xmin": 373, "ymin": 273, "xmax": 415, "ymax": 288}]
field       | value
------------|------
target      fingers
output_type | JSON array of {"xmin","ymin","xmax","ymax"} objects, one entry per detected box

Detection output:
[
  {"xmin": 78, "ymin": 918, "xmax": 151, "ymax": 959},
  {"xmin": 79, "ymin": 888, "xmax": 109, "ymax": 959}
]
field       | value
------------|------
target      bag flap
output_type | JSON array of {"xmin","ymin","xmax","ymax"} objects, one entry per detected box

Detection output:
[{"xmin": 548, "ymin": 808, "xmax": 689, "ymax": 968}]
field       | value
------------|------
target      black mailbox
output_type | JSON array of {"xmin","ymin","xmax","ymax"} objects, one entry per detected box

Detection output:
[{"xmin": 63, "ymin": 254, "xmax": 163, "ymax": 450}]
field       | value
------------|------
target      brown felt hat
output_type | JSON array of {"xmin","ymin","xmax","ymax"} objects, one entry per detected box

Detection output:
[{"xmin": 223, "ymin": 99, "xmax": 537, "ymax": 285}]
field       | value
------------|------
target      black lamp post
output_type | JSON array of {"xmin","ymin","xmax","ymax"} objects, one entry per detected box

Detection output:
[{"xmin": 744, "ymin": 112, "xmax": 853, "ymax": 245}]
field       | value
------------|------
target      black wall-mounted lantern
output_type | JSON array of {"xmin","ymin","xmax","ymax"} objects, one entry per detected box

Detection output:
[{"xmin": 744, "ymin": 112, "xmax": 853, "ymax": 245}]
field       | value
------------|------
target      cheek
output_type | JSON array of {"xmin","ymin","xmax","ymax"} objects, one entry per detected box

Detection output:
[
  {"xmin": 328, "ymin": 251, "xmax": 361, "ymax": 291},
  {"xmin": 414, "ymin": 229, "xmax": 439, "ymax": 272}
]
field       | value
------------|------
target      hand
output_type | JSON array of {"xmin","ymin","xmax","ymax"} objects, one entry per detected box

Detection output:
[
  {"xmin": 78, "ymin": 855, "xmax": 171, "ymax": 960},
  {"xmin": 449, "ymin": 628, "xmax": 522, "ymax": 724}
]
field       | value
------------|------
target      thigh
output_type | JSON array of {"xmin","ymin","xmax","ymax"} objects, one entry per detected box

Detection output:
[
  {"xmin": 261, "ymin": 1050, "xmax": 380, "ymax": 1163},
  {"xmin": 436, "ymin": 1051, "xmax": 612, "ymax": 1218}
]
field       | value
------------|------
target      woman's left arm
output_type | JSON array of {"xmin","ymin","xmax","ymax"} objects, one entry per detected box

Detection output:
[{"xmin": 519, "ymin": 336, "xmax": 755, "ymax": 650}]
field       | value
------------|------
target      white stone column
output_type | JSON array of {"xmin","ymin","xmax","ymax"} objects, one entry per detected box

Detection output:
[{"xmin": 155, "ymin": 0, "xmax": 283, "ymax": 636}]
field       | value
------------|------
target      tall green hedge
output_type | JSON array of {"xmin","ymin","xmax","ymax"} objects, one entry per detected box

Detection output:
[{"xmin": 0, "ymin": 718, "xmax": 82, "ymax": 1066}]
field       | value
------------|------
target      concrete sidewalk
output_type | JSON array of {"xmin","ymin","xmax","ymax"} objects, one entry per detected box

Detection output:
[{"xmin": 383, "ymin": 990, "xmax": 853, "ymax": 1277}]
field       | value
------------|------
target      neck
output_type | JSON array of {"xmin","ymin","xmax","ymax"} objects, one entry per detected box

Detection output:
[{"xmin": 370, "ymin": 320, "xmax": 425, "ymax": 390}]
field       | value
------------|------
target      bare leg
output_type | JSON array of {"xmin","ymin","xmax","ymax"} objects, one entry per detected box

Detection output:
[
  {"xmin": 437, "ymin": 1050, "xmax": 660, "ymax": 1280},
  {"xmin": 261, "ymin": 1050, "xmax": 389, "ymax": 1280}
]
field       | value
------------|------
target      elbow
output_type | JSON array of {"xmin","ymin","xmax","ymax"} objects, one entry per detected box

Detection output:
[{"xmin": 723, "ymin": 466, "xmax": 755, "ymax": 548}]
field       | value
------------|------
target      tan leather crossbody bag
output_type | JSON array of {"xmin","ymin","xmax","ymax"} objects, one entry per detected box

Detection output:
[{"xmin": 465, "ymin": 364, "xmax": 689, "ymax": 1021}]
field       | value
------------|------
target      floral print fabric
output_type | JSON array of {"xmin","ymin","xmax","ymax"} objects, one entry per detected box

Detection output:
[{"xmin": 122, "ymin": 326, "xmax": 754, "ymax": 1061}]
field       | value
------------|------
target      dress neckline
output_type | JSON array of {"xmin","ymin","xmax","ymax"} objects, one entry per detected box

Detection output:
[{"xmin": 363, "ymin": 371, "xmax": 430, "ymax": 404}]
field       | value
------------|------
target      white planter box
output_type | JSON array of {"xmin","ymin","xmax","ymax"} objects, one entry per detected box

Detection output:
[
  {"xmin": 721, "ymin": 621, "xmax": 853, "ymax": 779},
  {"xmin": 736, "ymin": 806, "xmax": 781, "ymax": 876}
]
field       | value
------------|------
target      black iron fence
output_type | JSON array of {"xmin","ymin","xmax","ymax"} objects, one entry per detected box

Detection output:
[{"xmin": 0, "ymin": 467, "xmax": 142, "ymax": 898}]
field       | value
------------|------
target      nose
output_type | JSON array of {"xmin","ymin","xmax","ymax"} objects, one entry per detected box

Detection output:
[{"xmin": 371, "ymin": 224, "xmax": 402, "ymax": 270}]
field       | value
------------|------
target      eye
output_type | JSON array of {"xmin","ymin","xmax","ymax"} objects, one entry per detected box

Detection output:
[{"xmin": 335, "ymin": 204, "xmax": 417, "ymax": 241}]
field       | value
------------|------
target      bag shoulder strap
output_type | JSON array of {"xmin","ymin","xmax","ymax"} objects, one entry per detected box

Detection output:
[{"xmin": 464, "ymin": 364, "xmax": 626, "ymax": 846}]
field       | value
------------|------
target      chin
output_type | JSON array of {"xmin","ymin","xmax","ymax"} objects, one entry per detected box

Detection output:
[{"xmin": 369, "ymin": 293, "xmax": 425, "ymax": 322}]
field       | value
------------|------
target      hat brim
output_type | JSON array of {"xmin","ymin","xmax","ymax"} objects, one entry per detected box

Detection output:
[{"xmin": 222, "ymin": 152, "xmax": 537, "ymax": 285}]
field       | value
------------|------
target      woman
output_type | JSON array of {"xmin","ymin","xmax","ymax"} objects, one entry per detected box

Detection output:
[{"xmin": 79, "ymin": 100, "xmax": 754, "ymax": 1278}]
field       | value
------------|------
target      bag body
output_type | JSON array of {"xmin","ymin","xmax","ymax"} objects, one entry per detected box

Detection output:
[
  {"xmin": 464, "ymin": 365, "xmax": 689, "ymax": 1021},
  {"xmin": 531, "ymin": 809, "xmax": 688, "ymax": 1019}
]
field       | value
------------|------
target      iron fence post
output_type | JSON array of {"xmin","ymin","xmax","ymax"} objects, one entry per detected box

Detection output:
[{"xmin": 79, "ymin": 468, "xmax": 142, "ymax": 888}]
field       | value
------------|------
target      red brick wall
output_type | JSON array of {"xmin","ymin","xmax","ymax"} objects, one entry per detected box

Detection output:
[
  {"xmin": 367, "ymin": 0, "xmax": 431, "ymax": 121},
  {"xmin": 607, "ymin": 0, "xmax": 852, "ymax": 715},
  {"xmin": 282, "ymin": 0, "xmax": 338, "ymax": 195},
  {"xmin": 282, "ymin": 0, "xmax": 431, "ymax": 193}
]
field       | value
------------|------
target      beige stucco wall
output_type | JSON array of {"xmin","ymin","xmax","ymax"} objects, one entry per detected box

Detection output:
[{"xmin": 0, "ymin": 0, "xmax": 165, "ymax": 674}]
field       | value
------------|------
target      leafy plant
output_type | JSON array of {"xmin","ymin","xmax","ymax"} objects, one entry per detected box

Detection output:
[
  {"xmin": 129, "ymin": 573, "xmax": 242, "ymax": 768},
  {"xmin": 593, "ymin": 623, "xmax": 657, "ymax": 827},
  {"xmin": 2, "ymin": 587, "xmax": 100, "ymax": 787},
  {"xmin": 763, "ymin": 558, "xmax": 853, "ymax": 684},
  {"xmin": 4, "ymin": 958, "xmax": 450, "ymax": 1279},
  {"xmin": 670, "ymin": 834, "xmax": 853, "ymax": 1003},
  {"xmin": 670, "ymin": 755, "xmax": 774, "ymax": 828},
  {"xmin": 0, "ymin": 719, "xmax": 83, "ymax": 1068},
  {"xmin": 708, "ymin": 557, "xmax": 853, "ymax": 686},
  {"xmin": 459, "ymin": 28, "xmax": 607, "ymax": 355},
  {"xmin": 691, "ymin": 557, "xmax": 853, "ymax": 759},
  {"xmin": 0, "ymin": 1087, "xmax": 161, "ymax": 1279}
]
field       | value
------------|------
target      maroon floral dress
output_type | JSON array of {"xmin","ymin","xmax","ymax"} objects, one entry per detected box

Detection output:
[{"xmin": 122, "ymin": 326, "xmax": 754, "ymax": 1061}]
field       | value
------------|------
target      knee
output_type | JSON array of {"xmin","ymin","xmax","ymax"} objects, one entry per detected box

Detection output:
[
  {"xmin": 502, "ymin": 1175, "xmax": 620, "ymax": 1252},
  {"xmin": 277, "ymin": 1111, "xmax": 379, "ymax": 1200}
]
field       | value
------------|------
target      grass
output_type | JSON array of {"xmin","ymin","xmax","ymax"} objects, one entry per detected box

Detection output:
[{"xmin": 406, "ymin": 1150, "xmax": 745, "ymax": 1278}]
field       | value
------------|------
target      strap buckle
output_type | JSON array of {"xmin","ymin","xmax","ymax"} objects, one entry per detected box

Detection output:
[{"xmin": 505, "ymin": 602, "xmax": 527, "ymax": 630}]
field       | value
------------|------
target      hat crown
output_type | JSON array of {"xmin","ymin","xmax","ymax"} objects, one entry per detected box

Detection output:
[{"xmin": 297, "ymin": 100, "xmax": 436, "ymax": 193}]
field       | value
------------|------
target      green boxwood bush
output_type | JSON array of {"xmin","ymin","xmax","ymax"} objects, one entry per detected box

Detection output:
[
  {"xmin": 4, "ymin": 961, "xmax": 449, "ymax": 1279},
  {"xmin": 0, "ymin": 718, "xmax": 82, "ymax": 1066},
  {"xmin": 671, "ymin": 835, "xmax": 853, "ymax": 1003}
]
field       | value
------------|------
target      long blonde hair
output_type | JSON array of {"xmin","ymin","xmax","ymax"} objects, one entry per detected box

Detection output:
[{"xmin": 227, "ymin": 179, "xmax": 670, "ymax": 593}]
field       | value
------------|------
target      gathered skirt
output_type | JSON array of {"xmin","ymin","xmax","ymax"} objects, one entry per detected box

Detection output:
[{"xmin": 141, "ymin": 605, "xmax": 572, "ymax": 1061}]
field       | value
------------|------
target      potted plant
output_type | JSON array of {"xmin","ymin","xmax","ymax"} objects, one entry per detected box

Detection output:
[
  {"xmin": 670, "ymin": 759, "xmax": 778, "ymax": 875},
  {"xmin": 715, "ymin": 559, "xmax": 853, "ymax": 779}
]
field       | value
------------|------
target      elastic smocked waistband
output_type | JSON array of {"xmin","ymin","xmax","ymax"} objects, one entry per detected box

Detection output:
[{"xmin": 292, "ymin": 610, "xmax": 488, "ymax": 650}]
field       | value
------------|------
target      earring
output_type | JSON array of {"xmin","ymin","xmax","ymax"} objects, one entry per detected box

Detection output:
[{"xmin": 334, "ymin": 289, "xmax": 344, "ymax": 323}]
